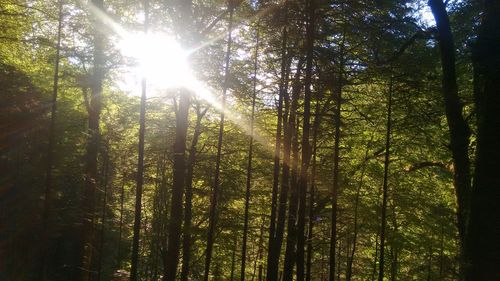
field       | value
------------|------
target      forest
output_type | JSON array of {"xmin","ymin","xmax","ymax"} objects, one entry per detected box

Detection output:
[{"xmin": 0, "ymin": 0, "xmax": 499, "ymax": 280}]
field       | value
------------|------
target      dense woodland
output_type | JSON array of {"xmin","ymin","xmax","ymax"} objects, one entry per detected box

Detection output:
[{"xmin": 1, "ymin": 0, "xmax": 499, "ymax": 280}]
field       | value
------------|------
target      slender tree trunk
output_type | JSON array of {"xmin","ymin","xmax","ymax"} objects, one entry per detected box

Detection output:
[
  {"xmin": 41, "ymin": 2, "xmax": 63, "ymax": 279},
  {"xmin": 328, "ymin": 72, "xmax": 343, "ymax": 281},
  {"xmin": 377, "ymin": 75, "xmax": 393, "ymax": 281},
  {"xmin": 130, "ymin": 2, "xmax": 149, "ymax": 280},
  {"xmin": 296, "ymin": 0, "xmax": 315, "ymax": 279},
  {"xmin": 79, "ymin": 1, "xmax": 104, "ymax": 279},
  {"xmin": 96, "ymin": 151, "xmax": 110, "ymax": 281},
  {"xmin": 266, "ymin": 23, "xmax": 295, "ymax": 281},
  {"xmin": 305, "ymin": 95, "xmax": 321, "ymax": 281},
  {"xmin": 163, "ymin": 92, "xmax": 190, "ymax": 281},
  {"xmin": 371, "ymin": 234, "xmax": 379, "ymax": 281},
  {"xmin": 266, "ymin": 10, "xmax": 289, "ymax": 280},
  {"xmin": 241, "ymin": 23, "xmax": 259, "ymax": 281},
  {"xmin": 346, "ymin": 138, "xmax": 373, "ymax": 281},
  {"xmin": 428, "ymin": 0, "xmax": 471, "ymax": 269},
  {"xmin": 282, "ymin": 118, "xmax": 300, "ymax": 281},
  {"xmin": 467, "ymin": 1, "xmax": 500, "ymax": 280},
  {"xmin": 181, "ymin": 104, "xmax": 207, "ymax": 281},
  {"xmin": 117, "ymin": 174, "xmax": 125, "ymax": 267},
  {"xmin": 204, "ymin": 5, "xmax": 234, "ymax": 280},
  {"xmin": 130, "ymin": 76, "xmax": 147, "ymax": 281}
]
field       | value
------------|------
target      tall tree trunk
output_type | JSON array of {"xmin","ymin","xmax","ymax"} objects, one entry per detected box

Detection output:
[
  {"xmin": 377, "ymin": 75, "xmax": 393, "ymax": 281},
  {"xmin": 130, "ymin": 1, "xmax": 149, "ymax": 278},
  {"xmin": 266, "ymin": 6, "xmax": 289, "ymax": 278},
  {"xmin": 204, "ymin": 4, "xmax": 234, "ymax": 280},
  {"xmin": 296, "ymin": 0, "xmax": 315, "ymax": 279},
  {"xmin": 130, "ymin": 77, "xmax": 147, "ymax": 281},
  {"xmin": 328, "ymin": 28, "xmax": 347, "ymax": 281},
  {"xmin": 241, "ymin": 23, "xmax": 259, "ymax": 281},
  {"xmin": 371, "ymin": 233, "xmax": 379, "ymax": 281},
  {"xmin": 181, "ymin": 103, "xmax": 208, "ymax": 281},
  {"xmin": 266, "ymin": 18, "xmax": 294, "ymax": 281},
  {"xmin": 467, "ymin": 1, "xmax": 500, "ymax": 280},
  {"xmin": 117, "ymin": 174, "xmax": 126, "ymax": 267},
  {"xmin": 79, "ymin": 0, "xmax": 104, "ymax": 279},
  {"xmin": 163, "ymin": 92, "xmax": 190, "ymax": 281},
  {"xmin": 346, "ymin": 138, "xmax": 372, "ymax": 281},
  {"xmin": 282, "ymin": 117, "xmax": 300, "ymax": 281},
  {"xmin": 97, "ymin": 150, "xmax": 109, "ymax": 281},
  {"xmin": 41, "ymin": 2, "xmax": 63, "ymax": 279},
  {"xmin": 428, "ymin": 0, "xmax": 471, "ymax": 268},
  {"xmin": 305, "ymin": 93, "xmax": 322, "ymax": 281}
]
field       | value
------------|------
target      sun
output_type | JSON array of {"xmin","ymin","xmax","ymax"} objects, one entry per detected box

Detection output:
[{"xmin": 118, "ymin": 32, "xmax": 193, "ymax": 90}]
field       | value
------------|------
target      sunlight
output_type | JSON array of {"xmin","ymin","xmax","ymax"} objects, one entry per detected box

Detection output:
[{"xmin": 118, "ymin": 32, "xmax": 193, "ymax": 90}]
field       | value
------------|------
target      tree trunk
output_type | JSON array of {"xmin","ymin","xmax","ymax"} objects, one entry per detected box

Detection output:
[
  {"xmin": 96, "ymin": 150, "xmax": 109, "ymax": 281},
  {"xmin": 204, "ymin": 5, "xmax": 234, "ymax": 280},
  {"xmin": 130, "ymin": 75, "xmax": 147, "ymax": 281},
  {"xmin": 328, "ymin": 71, "xmax": 343, "ymax": 281},
  {"xmin": 241, "ymin": 23, "xmax": 259, "ymax": 281},
  {"xmin": 282, "ymin": 117, "xmax": 300, "ymax": 281},
  {"xmin": 181, "ymin": 103, "xmax": 208, "ymax": 281},
  {"xmin": 41, "ymin": 2, "xmax": 63, "ymax": 279},
  {"xmin": 305, "ymin": 92, "xmax": 322, "ymax": 281},
  {"xmin": 163, "ymin": 91, "xmax": 190, "ymax": 281},
  {"xmin": 467, "ymin": 1, "xmax": 500, "ymax": 280},
  {"xmin": 296, "ymin": 0, "xmax": 315, "ymax": 279},
  {"xmin": 377, "ymin": 75, "xmax": 393, "ymax": 281},
  {"xmin": 346, "ymin": 138, "xmax": 373, "ymax": 281},
  {"xmin": 79, "ymin": 1, "xmax": 104, "ymax": 279},
  {"xmin": 266, "ymin": 11, "xmax": 288, "ymax": 281},
  {"xmin": 428, "ymin": 0, "xmax": 471, "ymax": 267},
  {"xmin": 117, "ymin": 174, "xmax": 126, "ymax": 267}
]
